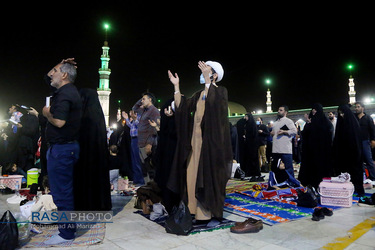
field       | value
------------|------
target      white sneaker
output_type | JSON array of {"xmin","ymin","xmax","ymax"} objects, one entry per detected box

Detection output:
[
  {"xmin": 7, "ymin": 195, "xmax": 26, "ymax": 204},
  {"xmin": 6, "ymin": 194, "xmax": 19, "ymax": 203},
  {"xmin": 44, "ymin": 234, "xmax": 74, "ymax": 245}
]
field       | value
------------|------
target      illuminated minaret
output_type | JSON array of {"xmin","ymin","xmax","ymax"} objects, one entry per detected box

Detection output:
[
  {"xmin": 347, "ymin": 64, "xmax": 356, "ymax": 105},
  {"xmin": 265, "ymin": 79, "xmax": 273, "ymax": 113},
  {"xmin": 348, "ymin": 77, "xmax": 356, "ymax": 105},
  {"xmin": 266, "ymin": 88, "xmax": 273, "ymax": 113},
  {"xmin": 97, "ymin": 24, "xmax": 111, "ymax": 127}
]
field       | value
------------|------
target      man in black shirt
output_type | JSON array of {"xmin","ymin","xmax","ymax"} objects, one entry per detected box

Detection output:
[
  {"xmin": 355, "ymin": 102, "xmax": 375, "ymax": 184},
  {"xmin": 43, "ymin": 58, "xmax": 82, "ymax": 245}
]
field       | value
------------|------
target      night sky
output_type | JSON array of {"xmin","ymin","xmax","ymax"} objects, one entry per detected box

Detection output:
[{"xmin": 1, "ymin": 3, "xmax": 374, "ymax": 123}]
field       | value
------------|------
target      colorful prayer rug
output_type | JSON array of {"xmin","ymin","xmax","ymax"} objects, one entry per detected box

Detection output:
[
  {"xmin": 224, "ymin": 191, "xmax": 313, "ymax": 225},
  {"xmin": 224, "ymin": 191, "xmax": 363, "ymax": 226},
  {"xmin": 226, "ymin": 179, "xmax": 259, "ymax": 194},
  {"xmin": 21, "ymin": 223, "xmax": 106, "ymax": 248}
]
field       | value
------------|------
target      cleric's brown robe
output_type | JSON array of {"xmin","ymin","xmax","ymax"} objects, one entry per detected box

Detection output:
[{"xmin": 167, "ymin": 84, "xmax": 232, "ymax": 219}]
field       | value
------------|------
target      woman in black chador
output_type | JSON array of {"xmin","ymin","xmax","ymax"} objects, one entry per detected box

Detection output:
[
  {"xmin": 243, "ymin": 113, "xmax": 260, "ymax": 180},
  {"xmin": 74, "ymin": 88, "xmax": 112, "ymax": 211},
  {"xmin": 332, "ymin": 104, "xmax": 364, "ymax": 196},
  {"xmin": 298, "ymin": 103, "xmax": 334, "ymax": 188},
  {"xmin": 153, "ymin": 98, "xmax": 180, "ymax": 213}
]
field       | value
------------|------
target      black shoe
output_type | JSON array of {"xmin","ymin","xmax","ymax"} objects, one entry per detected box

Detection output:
[
  {"xmin": 249, "ymin": 176, "xmax": 257, "ymax": 182},
  {"xmin": 256, "ymin": 176, "xmax": 265, "ymax": 182},
  {"xmin": 358, "ymin": 197, "xmax": 374, "ymax": 207},
  {"xmin": 261, "ymin": 164, "xmax": 269, "ymax": 173},
  {"xmin": 249, "ymin": 176, "xmax": 265, "ymax": 182},
  {"xmin": 312, "ymin": 208, "xmax": 325, "ymax": 221},
  {"xmin": 321, "ymin": 207, "xmax": 333, "ymax": 216}
]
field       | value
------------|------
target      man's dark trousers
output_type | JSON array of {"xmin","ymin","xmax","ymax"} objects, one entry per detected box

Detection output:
[
  {"xmin": 47, "ymin": 142, "xmax": 79, "ymax": 240},
  {"xmin": 130, "ymin": 137, "xmax": 144, "ymax": 185},
  {"xmin": 362, "ymin": 140, "xmax": 375, "ymax": 180}
]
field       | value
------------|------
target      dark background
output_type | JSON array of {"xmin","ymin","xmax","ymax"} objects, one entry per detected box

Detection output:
[{"xmin": 1, "ymin": 2, "xmax": 374, "ymax": 124}]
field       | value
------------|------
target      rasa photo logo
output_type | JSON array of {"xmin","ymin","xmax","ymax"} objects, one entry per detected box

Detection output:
[{"xmin": 31, "ymin": 211, "xmax": 113, "ymax": 224}]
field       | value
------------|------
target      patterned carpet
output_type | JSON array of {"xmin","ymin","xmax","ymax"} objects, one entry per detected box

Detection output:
[{"xmin": 224, "ymin": 179, "xmax": 360, "ymax": 226}]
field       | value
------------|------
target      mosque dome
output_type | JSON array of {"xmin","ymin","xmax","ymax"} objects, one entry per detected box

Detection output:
[{"xmin": 228, "ymin": 101, "xmax": 247, "ymax": 116}]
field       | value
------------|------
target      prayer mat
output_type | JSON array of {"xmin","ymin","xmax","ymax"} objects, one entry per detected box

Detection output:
[
  {"xmin": 21, "ymin": 223, "xmax": 106, "ymax": 248},
  {"xmin": 224, "ymin": 191, "xmax": 364, "ymax": 226},
  {"xmin": 134, "ymin": 210, "xmax": 235, "ymax": 235},
  {"xmin": 226, "ymin": 179, "xmax": 259, "ymax": 194},
  {"xmin": 224, "ymin": 192, "xmax": 313, "ymax": 225}
]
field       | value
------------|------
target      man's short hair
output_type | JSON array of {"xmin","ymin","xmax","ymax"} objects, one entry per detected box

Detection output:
[
  {"xmin": 60, "ymin": 63, "xmax": 77, "ymax": 83},
  {"xmin": 355, "ymin": 101, "xmax": 365, "ymax": 108},
  {"xmin": 142, "ymin": 92, "xmax": 156, "ymax": 105},
  {"xmin": 279, "ymin": 105, "xmax": 289, "ymax": 112}
]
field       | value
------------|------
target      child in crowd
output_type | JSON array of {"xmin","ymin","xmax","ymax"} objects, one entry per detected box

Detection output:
[
  {"xmin": 19, "ymin": 175, "xmax": 57, "ymax": 233},
  {"xmin": 30, "ymin": 176, "xmax": 57, "ymax": 214},
  {"xmin": 7, "ymin": 162, "xmax": 27, "ymax": 179},
  {"xmin": 109, "ymin": 145, "xmax": 121, "ymax": 195}
]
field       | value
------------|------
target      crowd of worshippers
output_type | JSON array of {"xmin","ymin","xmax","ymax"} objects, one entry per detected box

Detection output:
[
  {"xmin": 2, "ymin": 59, "xmax": 375, "ymax": 238},
  {"xmin": 2, "ymin": 91, "xmax": 375, "ymax": 203},
  {"xmin": 0, "ymin": 104, "xmax": 40, "ymax": 180},
  {"xmin": 234, "ymin": 102, "xmax": 375, "ymax": 198}
]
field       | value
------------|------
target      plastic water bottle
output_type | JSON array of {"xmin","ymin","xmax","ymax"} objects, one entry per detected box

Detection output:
[
  {"xmin": 15, "ymin": 183, "xmax": 20, "ymax": 196},
  {"xmin": 124, "ymin": 176, "xmax": 129, "ymax": 190}
]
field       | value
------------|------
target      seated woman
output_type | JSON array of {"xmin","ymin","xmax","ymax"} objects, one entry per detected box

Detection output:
[{"xmin": 268, "ymin": 158, "xmax": 301, "ymax": 189}]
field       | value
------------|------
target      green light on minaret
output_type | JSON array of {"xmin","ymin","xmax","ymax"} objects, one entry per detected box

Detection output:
[
  {"xmin": 103, "ymin": 23, "xmax": 110, "ymax": 41},
  {"xmin": 347, "ymin": 64, "xmax": 354, "ymax": 78}
]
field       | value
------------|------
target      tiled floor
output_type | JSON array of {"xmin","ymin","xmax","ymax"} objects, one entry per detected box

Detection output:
[{"xmin": 1, "ymin": 185, "xmax": 375, "ymax": 250}]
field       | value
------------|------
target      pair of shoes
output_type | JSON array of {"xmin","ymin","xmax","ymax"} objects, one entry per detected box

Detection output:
[
  {"xmin": 230, "ymin": 218, "xmax": 263, "ymax": 233},
  {"xmin": 44, "ymin": 234, "xmax": 74, "ymax": 245},
  {"xmin": 312, "ymin": 207, "xmax": 333, "ymax": 221}
]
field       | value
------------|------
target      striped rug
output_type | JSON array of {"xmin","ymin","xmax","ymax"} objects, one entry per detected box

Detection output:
[{"xmin": 21, "ymin": 223, "xmax": 106, "ymax": 248}]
